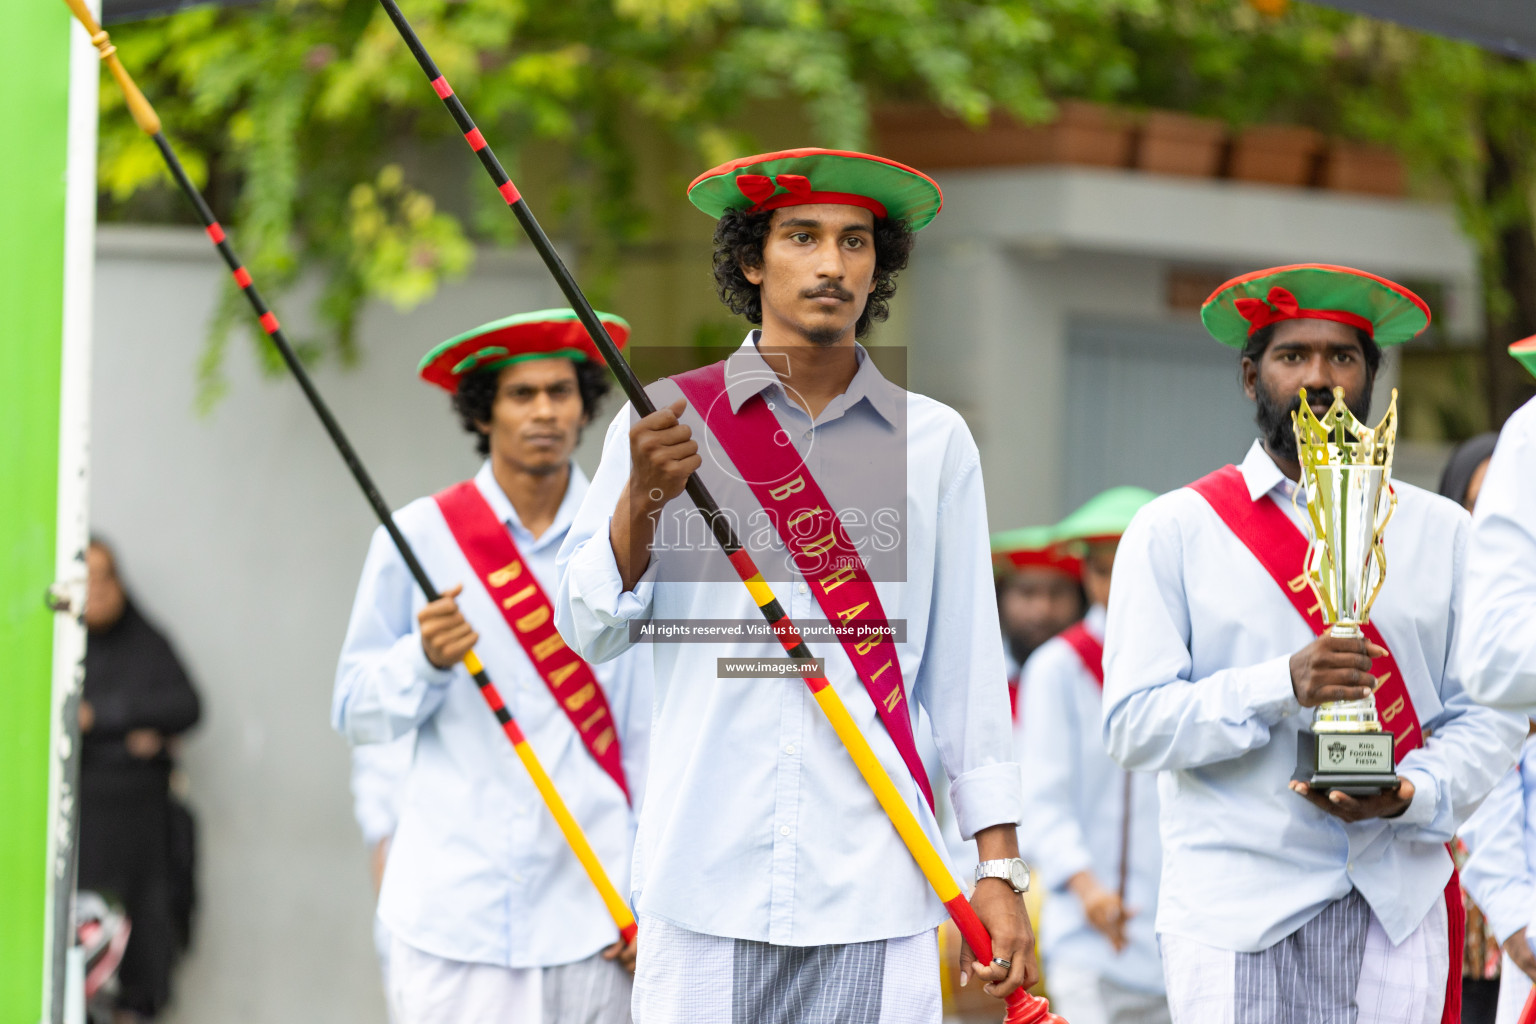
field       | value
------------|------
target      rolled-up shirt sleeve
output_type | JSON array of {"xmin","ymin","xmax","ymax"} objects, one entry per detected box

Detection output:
[
  {"xmin": 556, "ymin": 404, "xmax": 660, "ymax": 665},
  {"xmin": 914, "ymin": 443, "xmax": 1022, "ymax": 840},
  {"xmin": 332, "ymin": 523, "xmax": 455, "ymax": 744},
  {"xmin": 1459, "ymin": 404, "xmax": 1536, "ymax": 711},
  {"xmin": 1102, "ymin": 504, "xmax": 1301, "ymax": 773}
]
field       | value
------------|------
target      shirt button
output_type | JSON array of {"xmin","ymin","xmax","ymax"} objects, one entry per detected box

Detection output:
[
  {"xmin": 803, "ymin": 430, "xmax": 813, "ymax": 440},
  {"xmin": 780, "ymin": 825, "xmax": 791, "ymax": 837},
  {"xmin": 797, "ymin": 583, "xmax": 809, "ymax": 596},
  {"xmin": 785, "ymin": 744, "xmax": 796, "ymax": 755}
]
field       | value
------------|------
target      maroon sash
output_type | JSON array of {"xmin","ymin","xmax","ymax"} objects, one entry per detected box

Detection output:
[
  {"xmin": 673, "ymin": 361, "xmax": 935, "ymax": 811},
  {"xmin": 1188, "ymin": 464, "xmax": 1462, "ymax": 1024},
  {"xmin": 434, "ymin": 480, "xmax": 629, "ymax": 802},
  {"xmin": 1058, "ymin": 622, "xmax": 1105, "ymax": 689}
]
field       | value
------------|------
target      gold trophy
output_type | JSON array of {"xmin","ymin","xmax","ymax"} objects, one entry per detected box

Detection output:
[{"xmin": 1291, "ymin": 386, "xmax": 1401, "ymax": 795}]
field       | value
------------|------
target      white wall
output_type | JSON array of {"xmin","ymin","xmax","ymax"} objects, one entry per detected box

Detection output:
[{"xmin": 91, "ymin": 226, "xmax": 571, "ymax": 1024}]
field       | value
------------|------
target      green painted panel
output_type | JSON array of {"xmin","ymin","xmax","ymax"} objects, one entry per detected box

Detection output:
[{"xmin": 0, "ymin": 2, "xmax": 71, "ymax": 1019}]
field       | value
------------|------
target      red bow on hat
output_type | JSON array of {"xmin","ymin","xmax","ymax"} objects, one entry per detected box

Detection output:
[
  {"xmin": 1234, "ymin": 286, "xmax": 1301, "ymax": 331},
  {"xmin": 1233, "ymin": 285, "xmax": 1376, "ymax": 338},
  {"xmin": 735, "ymin": 173, "xmax": 813, "ymax": 204}
]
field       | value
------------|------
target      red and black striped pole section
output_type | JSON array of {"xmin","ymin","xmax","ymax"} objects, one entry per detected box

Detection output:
[
  {"xmin": 377, "ymin": 3, "xmax": 1061, "ymax": 1019},
  {"xmin": 61, "ymin": 0, "xmax": 639, "ymax": 945}
]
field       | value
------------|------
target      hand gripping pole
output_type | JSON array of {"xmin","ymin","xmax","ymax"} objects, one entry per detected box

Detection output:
[{"xmin": 61, "ymin": 0, "xmax": 637, "ymax": 946}]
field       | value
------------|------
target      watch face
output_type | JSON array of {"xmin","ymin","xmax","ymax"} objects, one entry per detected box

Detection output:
[{"xmin": 1009, "ymin": 860, "xmax": 1029, "ymax": 891}]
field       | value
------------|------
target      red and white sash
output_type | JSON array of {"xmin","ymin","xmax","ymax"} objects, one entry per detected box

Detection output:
[
  {"xmin": 1188, "ymin": 464, "xmax": 1462, "ymax": 1024},
  {"xmin": 673, "ymin": 361, "xmax": 935, "ymax": 811},
  {"xmin": 434, "ymin": 480, "xmax": 630, "ymax": 803}
]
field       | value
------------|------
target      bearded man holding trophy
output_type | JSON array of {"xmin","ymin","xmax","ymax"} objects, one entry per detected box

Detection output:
[{"xmin": 1101, "ymin": 264, "xmax": 1524, "ymax": 1023}]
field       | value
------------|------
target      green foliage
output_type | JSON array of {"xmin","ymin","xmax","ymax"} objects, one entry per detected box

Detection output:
[{"xmin": 100, "ymin": 0, "xmax": 1152, "ymax": 399}]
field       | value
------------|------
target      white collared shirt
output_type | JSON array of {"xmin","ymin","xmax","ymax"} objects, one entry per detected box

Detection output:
[
  {"xmin": 1015, "ymin": 605, "xmax": 1164, "ymax": 992},
  {"xmin": 1459, "ymin": 734, "xmax": 1536, "ymax": 945},
  {"xmin": 1103, "ymin": 440, "xmax": 1524, "ymax": 951},
  {"xmin": 332, "ymin": 461, "xmax": 651, "ymax": 968},
  {"xmin": 555, "ymin": 334, "xmax": 1022, "ymax": 946},
  {"xmin": 1459, "ymin": 396, "xmax": 1536, "ymax": 710}
]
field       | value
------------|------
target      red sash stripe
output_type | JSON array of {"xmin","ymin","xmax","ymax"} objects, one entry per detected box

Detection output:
[
  {"xmin": 434, "ymin": 480, "xmax": 630, "ymax": 803},
  {"xmin": 1187, "ymin": 464, "xmax": 1462, "ymax": 1024},
  {"xmin": 1058, "ymin": 622, "xmax": 1105, "ymax": 689},
  {"xmin": 674, "ymin": 362, "xmax": 935, "ymax": 811}
]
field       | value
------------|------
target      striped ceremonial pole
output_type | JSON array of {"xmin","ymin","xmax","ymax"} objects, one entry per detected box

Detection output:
[
  {"xmin": 377, "ymin": 3, "xmax": 1060, "ymax": 1019},
  {"xmin": 60, "ymin": 0, "xmax": 637, "ymax": 948}
]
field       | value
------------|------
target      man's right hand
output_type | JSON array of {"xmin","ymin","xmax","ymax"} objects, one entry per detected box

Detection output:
[
  {"xmin": 1068, "ymin": 871, "xmax": 1130, "ymax": 952},
  {"xmin": 419, "ymin": 583, "xmax": 477, "ymax": 669},
  {"xmin": 627, "ymin": 398, "xmax": 700, "ymax": 510},
  {"xmin": 1289, "ymin": 633, "xmax": 1387, "ymax": 708},
  {"xmin": 612, "ymin": 399, "xmax": 700, "ymax": 590},
  {"xmin": 1506, "ymin": 928, "xmax": 1536, "ymax": 983}
]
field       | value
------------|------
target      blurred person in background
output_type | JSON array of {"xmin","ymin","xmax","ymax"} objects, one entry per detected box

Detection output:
[
  {"xmin": 350, "ymin": 734, "xmax": 415, "ymax": 1022},
  {"xmin": 1017, "ymin": 487, "xmax": 1166, "ymax": 1024},
  {"xmin": 1438, "ymin": 432, "xmax": 1508, "ymax": 1024},
  {"xmin": 991, "ymin": 526, "xmax": 1086, "ymax": 692},
  {"xmin": 333, "ymin": 310, "xmax": 650, "ymax": 1024},
  {"xmin": 1438, "ymin": 433, "xmax": 1499, "ymax": 515},
  {"xmin": 78, "ymin": 537, "xmax": 202, "ymax": 1023}
]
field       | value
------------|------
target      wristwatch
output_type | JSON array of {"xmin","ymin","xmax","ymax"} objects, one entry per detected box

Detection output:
[{"xmin": 975, "ymin": 858, "xmax": 1031, "ymax": 894}]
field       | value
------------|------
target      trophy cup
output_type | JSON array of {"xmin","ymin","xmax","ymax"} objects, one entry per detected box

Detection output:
[{"xmin": 1291, "ymin": 386, "xmax": 1401, "ymax": 796}]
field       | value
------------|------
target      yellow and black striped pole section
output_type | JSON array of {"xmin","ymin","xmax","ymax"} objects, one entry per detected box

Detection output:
[
  {"xmin": 62, "ymin": 0, "xmax": 637, "ymax": 947},
  {"xmin": 378, "ymin": 3, "xmax": 1058, "ymax": 1018}
]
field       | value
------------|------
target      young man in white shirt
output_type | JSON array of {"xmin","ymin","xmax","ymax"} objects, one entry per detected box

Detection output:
[
  {"xmin": 1102, "ymin": 264, "xmax": 1525, "ymax": 1024},
  {"xmin": 1016, "ymin": 487, "xmax": 1166, "ymax": 1024},
  {"xmin": 334, "ymin": 310, "xmax": 651, "ymax": 1024},
  {"xmin": 556, "ymin": 149, "xmax": 1033, "ymax": 1021}
]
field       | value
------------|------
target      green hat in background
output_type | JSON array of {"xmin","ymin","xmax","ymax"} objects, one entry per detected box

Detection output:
[
  {"xmin": 687, "ymin": 148, "xmax": 944, "ymax": 231},
  {"xmin": 1201, "ymin": 264, "xmax": 1430, "ymax": 349},
  {"xmin": 990, "ymin": 525, "xmax": 1083, "ymax": 579},
  {"xmin": 1054, "ymin": 486, "xmax": 1158, "ymax": 545},
  {"xmin": 1512, "ymin": 335, "xmax": 1536, "ymax": 380},
  {"xmin": 418, "ymin": 308, "xmax": 629, "ymax": 393}
]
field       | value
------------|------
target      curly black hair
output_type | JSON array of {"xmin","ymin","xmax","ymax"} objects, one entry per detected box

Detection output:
[
  {"xmin": 451, "ymin": 359, "xmax": 612, "ymax": 457},
  {"xmin": 711, "ymin": 207, "xmax": 916, "ymax": 339}
]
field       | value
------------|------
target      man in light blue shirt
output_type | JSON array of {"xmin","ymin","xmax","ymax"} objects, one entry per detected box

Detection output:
[
  {"xmin": 557, "ymin": 149, "xmax": 1034, "ymax": 1022},
  {"xmin": 1103, "ymin": 265, "xmax": 1524, "ymax": 1024},
  {"xmin": 334, "ymin": 311, "xmax": 651, "ymax": 1024},
  {"xmin": 1017, "ymin": 487, "xmax": 1166, "ymax": 1024}
]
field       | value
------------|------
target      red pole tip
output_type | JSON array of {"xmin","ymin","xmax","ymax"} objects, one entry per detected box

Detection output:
[
  {"xmin": 620, "ymin": 922, "xmax": 639, "ymax": 944},
  {"xmin": 1004, "ymin": 990, "xmax": 1066, "ymax": 1024}
]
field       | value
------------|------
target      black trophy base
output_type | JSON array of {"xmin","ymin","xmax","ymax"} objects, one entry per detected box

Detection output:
[{"xmin": 1294, "ymin": 728, "xmax": 1399, "ymax": 797}]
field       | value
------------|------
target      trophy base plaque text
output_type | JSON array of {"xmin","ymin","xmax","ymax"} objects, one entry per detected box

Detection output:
[{"xmin": 1293, "ymin": 728, "xmax": 1398, "ymax": 797}]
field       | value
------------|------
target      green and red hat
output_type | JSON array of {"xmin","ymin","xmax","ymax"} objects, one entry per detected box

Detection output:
[
  {"xmin": 418, "ymin": 308, "xmax": 629, "ymax": 393},
  {"xmin": 1511, "ymin": 335, "xmax": 1536, "ymax": 379},
  {"xmin": 1200, "ymin": 264, "xmax": 1431, "ymax": 349},
  {"xmin": 1054, "ymin": 486, "xmax": 1157, "ymax": 546},
  {"xmin": 687, "ymin": 148, "xmax": 943, "ymax": 231},
  {"xmin": 991, "ymin": 525, "xmax": 1083, "ymax": 579}
]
